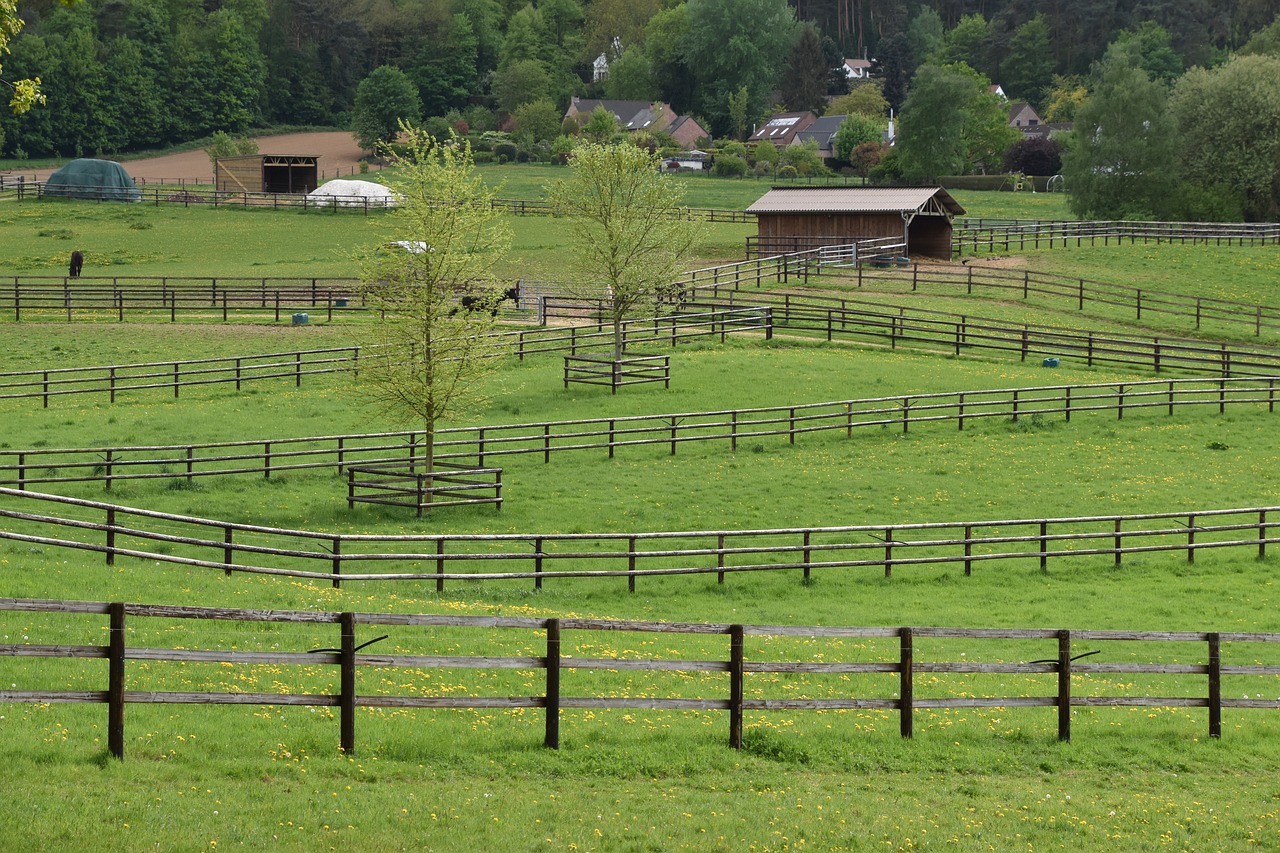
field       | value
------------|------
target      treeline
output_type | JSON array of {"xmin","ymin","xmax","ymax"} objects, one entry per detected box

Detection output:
[{"xmin": 2, "ymin": 0, "xmax": 1276, "ymax": 160}]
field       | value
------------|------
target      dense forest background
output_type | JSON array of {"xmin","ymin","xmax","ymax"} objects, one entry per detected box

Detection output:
[{"xmin": 3, "ymin": 0, "xmax": 1278, "ymax": 159}]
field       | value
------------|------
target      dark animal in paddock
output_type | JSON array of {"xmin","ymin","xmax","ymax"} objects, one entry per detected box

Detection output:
[
  {"xmin": 457, "ymin": 285, "xmax": 520, "ymax": 316},
  {"xmin": 69, "ymin": 251, "xmax": 84, "ymax": 278}
]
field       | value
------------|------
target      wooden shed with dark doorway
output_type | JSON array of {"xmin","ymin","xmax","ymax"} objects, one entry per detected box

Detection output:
[
  {"xmin": 746, "ymin": 186, "xmax": 965, "ymax": 259},
  {"xmin": 215, "ymin": 154, "xmax": 319, "ymax": 194}
]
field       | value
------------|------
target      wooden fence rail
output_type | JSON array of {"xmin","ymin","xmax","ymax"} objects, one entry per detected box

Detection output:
[
  {"xmin": 953, "ymin": 219, "xmax": 1280, "ymax": 254},
  {"xmin": 1, "ymin": 376, "xmax": 1275, "ymax": 490},
  {"xmin": 0, "ymin": 489, "xmax": 1276, "ymax": 589},
  {"xmin": 17, "ymin": 181, "xmax": 752, "ymax": 221},
  {"xmin": 0, "ymin": 275, "xmax": 360, "ymax": 322},
  {"xmin": 2, "ymin": 597, "xmax": 1278, "ymax": 759},
  {"xmin": 0, "ymin": 308, "xmax": 769, "ymax": 406},
  {"xmin": 826, "ymin": 262, "xmax": 1280, "ymax": 341},
  {"xmin": 681, "ymin": 288, "xmax": 1280, "ymax": 378}
]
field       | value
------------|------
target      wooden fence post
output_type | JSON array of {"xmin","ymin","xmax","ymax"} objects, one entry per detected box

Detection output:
[
  {"xmin": 544, "ymin": 619, "xmax": 561, "ymax": 749},
  {"xmin": 729, "ymin": 624, "xmax": 744, "ymax": 749},
  {"xmin": 884, "ymin": 528, "xmax": 893, "ymax": 578},
  {"xmin": 628, "ymin": 536, "xmax": 637, "ymax": 593},
  {"xmin": 535, "ymin": 537, "xmax": 543, "ymax": 590},
  {"xmin": 105, "ymin": 508, "xmax": 117, "ymax": 566},
  {"xmin": 1057, "ymin": 629, "xmax": 1071, "ymax": 742},
  {"xmin": 899, "ymin": 627, "xmax": 913, "ymax": 738},
  {"xmin": 332, "ymin": 537, "xmax": 341, "ymax": 588},
  {"xmin": 339, "ymin": 612, "xmax": 356, "ymax": 755},
  {"xmin": 1039, "ymin": 521, "xmax": 1049, "ymax": 571},
  {"xmin": 1208, "ymin": 632, "xmax": 1221, "ymax": 739},
  {"xmin": 1260, "ymin": 510, "xmax": 1268, "ymax": 561},
  {"xmin": 802, "ymin": 531, "xmax": 811, "ymax": 581},
  {"xmin": 436, "ymin": 539, "xmax": 446, "ymax": 593},
  {"xmin": 108, "ymin": 601, "xmax": 126, "ymax": 760},
  {"xmin": 1188, "ymin": 514, "xmax": 1197, "ymax": 563},
  {"xmin": 717, "ymin": 533, "xmax": 726, "ymax": 585},
  {"xmin": 224, "ymin": 527, "xmax": 233, "ymax": 576}
]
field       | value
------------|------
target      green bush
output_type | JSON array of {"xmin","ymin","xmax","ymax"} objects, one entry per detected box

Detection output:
[
  {"xmin": 494, "ymin": 142, "xmax": 518, "ymax": 162},
  {"xmin": 711, "ymin": 154, "xmax": 749, "ymax": 177}
]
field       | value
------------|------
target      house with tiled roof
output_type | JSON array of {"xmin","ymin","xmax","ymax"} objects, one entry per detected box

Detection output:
[
  {"xmin": 792, "ymin": 114, "xmax": 848, "ymax": 161},
  {"xmin": 748, "ymin": 111, "xmax": 818, "ymax": 147},
  {"xmin": 564, "ymin": 98, "xmax": 709, "ymax": 146}
]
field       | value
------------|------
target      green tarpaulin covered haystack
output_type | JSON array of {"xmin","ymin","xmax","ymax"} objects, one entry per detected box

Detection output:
[{"xmin": 44, "ymin": 159, "xmax": 141, "ymax": 202}]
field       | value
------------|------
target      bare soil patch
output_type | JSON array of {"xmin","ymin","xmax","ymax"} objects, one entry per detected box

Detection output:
[{"xmin": 7, "ymin": 131, "xmax": 375, "ymax": 184}]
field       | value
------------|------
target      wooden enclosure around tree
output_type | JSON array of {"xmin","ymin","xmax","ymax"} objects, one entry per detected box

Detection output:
[
  {"xmin": 562, "ymin": 353, "xmax": 670, "ymax": 394},
  {"xmin": 346, "ymin": 461, "xmax": 502, "ymax": 516}
]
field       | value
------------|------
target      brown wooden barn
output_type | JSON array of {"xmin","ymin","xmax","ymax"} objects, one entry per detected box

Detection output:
[
  {"xmin": 215, "ymin": 154, "xmax": 319, "ymax": 194},
  {"xmin": 746, "ymin": 186, "xmax": 965, "ymax": 259}
]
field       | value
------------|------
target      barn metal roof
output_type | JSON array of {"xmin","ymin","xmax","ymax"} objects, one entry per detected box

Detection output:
[{"xmin": 746, "ymin": 186, "xmax": 966, "ymax": 216}]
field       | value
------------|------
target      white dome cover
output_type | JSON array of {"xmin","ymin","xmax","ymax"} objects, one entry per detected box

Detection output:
[{"xmin": 308, "ymin": 179, "xmax": 397, "ymax": 207}]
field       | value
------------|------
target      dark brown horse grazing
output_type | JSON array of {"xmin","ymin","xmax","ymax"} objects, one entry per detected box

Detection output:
[{"xmin": 69, "ymin": 251, "xmax": 84, "ymax": 278}]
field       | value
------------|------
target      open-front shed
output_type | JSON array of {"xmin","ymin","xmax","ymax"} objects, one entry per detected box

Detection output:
[
  {"xmin": 746, "ymin": 186, "xmax": 965, "ymax": 259},
  {"xmin": 215, "ymin": 154, "xmax": 319, "ymax": 194}
]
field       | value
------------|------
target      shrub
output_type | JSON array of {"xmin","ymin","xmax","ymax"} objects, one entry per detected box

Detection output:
[
  {"xmin": 1003, "ymin": 135, "xmax": 1063, "ymax": 176},
  {"xmin": 776, "ymin": 164, "xmax": 799, "ymax": 179},
  {"xmin": 711, "ymin": 154, "xmax": 749, "ymax": 177},
  {"xmin": 721, "ymin": 141, "xmax": 750, "ymax": 161},
  {"xmin": 494, "ymin": 142, "xmax": 518, "ymax": 162}
]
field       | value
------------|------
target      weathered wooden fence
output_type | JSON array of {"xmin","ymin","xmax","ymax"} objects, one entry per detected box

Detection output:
[
  {"xmin": 0, "ymin": 275, "xmax": 359, "ymax": 321},
  {"xmin": 681, "ymin": 288, "xmax": 1280, "ymax": 377},
  {"xmin": 824, "ymin": 263, "xmax": 1280, "ymax": 340},
  {"xmin": 0, "ymin": 307, "xmax": 769, "ymax": 406},
  {"xmin": 953, "ymin": 219, "xmax": 1280, "ymax": 254},
  {"xmin": 0, "ymin": 489, "xmax": 1276, "ymax": 589},
  {"xmin": 2, "ymin": 597, "xmax": 1277, "ymax": 759},
  {"xmin": 2, "ymin": 376, "xmax": 1275, "ymax": 490}
]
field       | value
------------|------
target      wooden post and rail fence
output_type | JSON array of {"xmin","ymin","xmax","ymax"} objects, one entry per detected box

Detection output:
[
  {"xmin": 1, "ymin": 376, "xmax": 1272, "ymax": 491},
  {"xmin": 2, "ymin": 597, "xmax": 1276, "ymax": 760},
  {"xmin": 0, "ymin": 488, "xmax": 1276, "ymax": 589}
]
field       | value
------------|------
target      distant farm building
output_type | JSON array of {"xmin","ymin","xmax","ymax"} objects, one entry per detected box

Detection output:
[
  {"xmin": 215, "ymin": 155, "xmax": 319, "ymax": 194},
  {"xmin": 746, "ymin": 186, "xmax": 965, "ymax": 259}
]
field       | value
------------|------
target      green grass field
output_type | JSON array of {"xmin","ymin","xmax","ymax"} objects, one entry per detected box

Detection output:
[{"xmin": 2, "ymin": 186, "xmax": 1279, "ymax": 851}]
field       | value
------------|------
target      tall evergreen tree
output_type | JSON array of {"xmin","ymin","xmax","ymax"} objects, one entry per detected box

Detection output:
[
  {"xmin": 1001, "ymin": 14, "xmax": 1054, "ymax": 108},
  {"xmin": 681, "ymin": 0, "xmax": 799, "ymax": 137},
  {"xmin": 779, "ymin": 22, "xmax": 830, "ymax": 113}
]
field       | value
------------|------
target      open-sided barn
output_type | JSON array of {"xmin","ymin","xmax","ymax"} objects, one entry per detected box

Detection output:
[
  {"xmin": 215, "ymin": 155, "xmax": 319, "ymax": 194},
  {"xmin": 746, "ymin": 186, "xmax": 965, "ymax": 259}
]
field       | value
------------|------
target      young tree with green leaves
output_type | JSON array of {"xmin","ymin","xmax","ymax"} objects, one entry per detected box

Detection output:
[
  {"xmin": 833, "ymin": 113, "xmax": 886, "ymax": 162},
  {"xmin": 1062, "ymin": 52, "xmax": 1178, "ymax": 220},
  {"xmin": 0, "ymin": 0, "xmax": 78, "ymax": 113},
  {"xmin": 895, "ymin": 62, "xmax": 1018, "ymax": 182},
  {"xmin": 547, "ymin": 142, "xmax": 701, "ymax": 361},
  {"xmin": 354, "ymin": 125, "xmax": 513, "ymax": 477},
  {"xmin": 1171, "ymin": 53, "xmax": 1280, "ymax": 221},
  {"xmin": 205, "ymin": 131, "xmax": 259, "ymax": 171},
  {"xmin": 352, "ymin": 66, "xmax": 422, "ymax": 153},
  {"xmin": 581, "ymin": 104, "xmax": 619, "ymax": 142}
]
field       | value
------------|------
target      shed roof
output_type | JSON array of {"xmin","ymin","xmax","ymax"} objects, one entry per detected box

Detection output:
[{"xmin": 746, "ymin": 186, "xmax": 965, "ymax": 217}]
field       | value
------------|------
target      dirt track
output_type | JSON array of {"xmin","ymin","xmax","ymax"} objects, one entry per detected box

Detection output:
[{"xmin": 6, "ymin": 131, "xmax": 373, "ymax": 183}]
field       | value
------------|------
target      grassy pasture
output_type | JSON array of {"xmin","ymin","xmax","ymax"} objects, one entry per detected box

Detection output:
[{"xmin": 2, "ymin": 191, "xmax": 1280, "ymax": 851}]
